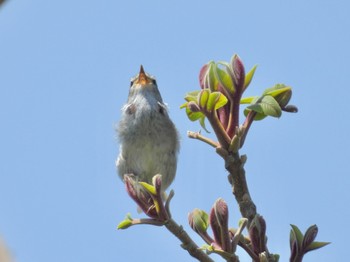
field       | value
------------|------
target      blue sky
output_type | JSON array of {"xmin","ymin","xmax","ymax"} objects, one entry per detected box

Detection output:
[{"xmin": 0, "ymin": 0, "xmax": 349, "ymax": 261}]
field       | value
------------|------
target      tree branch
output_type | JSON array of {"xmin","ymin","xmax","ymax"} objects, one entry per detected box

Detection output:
[
  {"xmin": 217, "ymin": 148, "xmax": 257, "ymax": 224},
  {"xmin": 187, "ymin": 131, "xmax": 219, "ymax": 148},
  {"xmin": 165, "ymin": 218, "xmax": 214, "ymax": 262}
]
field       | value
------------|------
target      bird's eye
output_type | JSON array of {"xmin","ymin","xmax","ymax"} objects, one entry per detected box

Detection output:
[
  {"xmin": 152, "ymin": 79, "xmax": 157, "ymax": 85},
  {"xmin": 130, "ymin": 80, "xmax": 134, "ymax": 87}
]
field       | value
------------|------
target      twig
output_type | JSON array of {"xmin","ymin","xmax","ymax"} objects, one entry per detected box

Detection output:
[
  {"xmin": 187, "ymin": 131, "xmax": 219, "ymax": 148},
  {"xmin": 205, "ymin": 111, "xmax": 231, "ymax": 149},
  {"xmin": 165, "ymin": 218, "xmax": 214, "ymax": 262}
]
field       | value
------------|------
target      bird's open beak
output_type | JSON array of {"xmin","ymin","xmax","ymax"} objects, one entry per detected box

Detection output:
[{"xmin": 138, "ymin": 65, "xmax": 150, "ymax": 85}]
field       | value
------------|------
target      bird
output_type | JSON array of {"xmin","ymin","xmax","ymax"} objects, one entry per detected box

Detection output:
[{"xmin": 116, "ymin": 65, "xmax": 180, "ymax": 192}]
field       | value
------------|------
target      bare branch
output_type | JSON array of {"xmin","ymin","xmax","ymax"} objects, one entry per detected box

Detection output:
[{"xmin": 165, "ymin": 218, "xmax": 214, "ymax": 262}]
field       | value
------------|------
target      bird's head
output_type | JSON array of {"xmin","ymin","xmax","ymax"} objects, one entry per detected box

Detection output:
[
  {"xmin": 130, "ymin": 65, "xmax": 157, "ymax": 87},
  {"xmin": 128, "ymin": 65, "xmax": 162, "ymax": 101}
]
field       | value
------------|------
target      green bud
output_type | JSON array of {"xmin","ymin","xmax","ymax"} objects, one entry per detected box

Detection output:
[
  {"xmin": 117, "ymin": 214, "xmax": 133, "ymax": 230},
  {"xmin": 188, "ymin": 208, "xmax": 209, "ymax": 234}
]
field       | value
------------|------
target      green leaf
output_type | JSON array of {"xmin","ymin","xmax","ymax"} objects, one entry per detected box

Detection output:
[
  {"xmin": 214, "ymin": 93, "xmax": 228, "ymax": 110},
  {"xmin": 117, "ymin": 214, "xmax": 133, "ymax": 230},
  {"xmin": 243, "ymin": 108, "xmax": 267, "ymax": 121},
  {"xmin": 199, "ymin": 116, "xmax": 210, "ymax": 133},
  {"xmin": 240, "ymin": 96, "xmax": 257, "ymax": 104},
  {"xmin": 198, "ymin": 89, "xmax": 210, "ymax": 108},
  {"xmin": 263, "ymin": 83, "xmax": 289, "ymax": 96},
  {"xmin": 304, "ymin": 241, "xmax": 331, "ymax": 253},
  {"xmin": 290, "ymin": 224, "xmax": 304, "ymax": 250},
  {"xmin": 247, "ymin": 95, "xmax": 281, "ymax": 118},
  {"xmin": 184, "ymin": 90, "xmax": 201, "ymax": 102},
  {"xmin": 117, "ymin": 219, "xmax": 132, "ymax": 229},
  {"xmin": 243, "ymin": 64, "xmax": 257, "ymax": 91},
  {"xmin": 214, "ymin": 62, "xmax": 235, "ymax": 94},
  {"xmin": 139, "ymin": 181, "xmax": 157, "ymax": 195},
  {"xmin": 206, "ymin": 92, "xmax": 228, "ymax": 112},
  {"xmin": 182, "ymin": 91, "xmax": 210, "ymax": 132},
  {"xmin": 206, "ymin": 92, "xmax": 220, "ymax": 112},
  {"xmin": 185, "ymin": 106, "xmax": 204, "ymax": 121},
  {"xmin": 261, "ymin": 96, "xmax": 282, "ymax": 117},
  {"xmin": 264, "ymin": 84, "xmax": 293, "ymax": 109},
  {"xmin": 206, "ymin": 62, "xmax": 220, "ymax": 91},
  {"xmin": 264, "ymin": 86, "xmax": 291, "ymax": 97},
  {"xmin": 180, "ymin": 102, "xmax": 187, "ymax": 109}
]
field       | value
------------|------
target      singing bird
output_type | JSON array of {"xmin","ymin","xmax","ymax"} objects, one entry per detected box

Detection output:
[{"xmin": 116, "ymin": 66, "xmax": 179, "ymax": 191}]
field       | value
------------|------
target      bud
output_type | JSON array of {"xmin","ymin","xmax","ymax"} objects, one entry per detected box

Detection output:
[
  {"xmin": 199, "ymin": 64, "xmax": 209, "ymax": 89},
  {"xmin": 209, "ymin": 198, "xmax": 230, "ymax": 251},
  {"xmin": 202, "ymin": 62, "xmax": 219, "ymax": 91},
  {"xmin": 117, "ymin": 214, "xmax": 133, "ymax": 230},
  {"xmin": 283, "ymin": 104, "xmax": 298, "ymax": 113},
  {"xmin": 302, "ymin": 224, "xmax": 318, "ymax": 251},
  {"xmin": 152, "ymin": 174, "xmax": 163, "ymax": 196},
  {"xmin": 248, "ymin": 215, "xmax": 267, "ymax": 255},
  {"xmin": 124, "ymin": 174, "xmax": 158, "ymax": 218},
  {"xmin": 230, "ymin": 54, "xmax": 245, "ymax": 92},
  {"xmin": 188, "ymin": 208, "xmax": 209, "ymax": 234},
  {"xmin": 259, "ymin": 252, "xmax": 269, "ymax": 262},
  {"xmin": 213, "ymin": 198, "xmax": 229, "ymax": 228},
  {"xmin": 187, "ymin": 101, "xmax": 201, "ymax": 112}
]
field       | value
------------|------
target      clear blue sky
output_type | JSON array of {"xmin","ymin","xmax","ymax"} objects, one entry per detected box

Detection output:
[{"xmin": 0, "ymin": 0, "xmax": 349, "ymax": 261}]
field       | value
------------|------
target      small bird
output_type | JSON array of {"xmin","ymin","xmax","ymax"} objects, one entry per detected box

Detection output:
[{"xmin": 116, "ymin": 66, "xmax": 179, "ymax": 192}]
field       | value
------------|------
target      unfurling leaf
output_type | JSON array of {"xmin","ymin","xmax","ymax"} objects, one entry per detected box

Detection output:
[
  {"xmin": 290, "ymin": 224, "xmax": 304, "ymax": 251},
  {"xmin": 139, "ymin": 181, "xmax": 157, "ymax": 196},
  {"xmin": 183, "ymin": 90, "xmax": 201, "ymax": 103},
  {"xmin": 302, "ymin": 224, "xmax": 318, "ymax": 250},
  {"xmin": 199, "ymin": 89, "xmax": 210, "ymax": 108},
  {"xmin": 207, "ymin": 92, "xmax": 228, "ymax": 112},
  {"xmin": 263, "ymin": 84, "xmax": 290, "ymax": 97},
  {"xmin": 240, "ymin": 96, "xmax": 257, "ymax": 104},
  {"xmin": 247, "ymin": 95, "xmax": 282, "ymax": 118},
  {"xmin": 203, "ymin": 62, "xmax": 220, "ymax": 91},
  {"xmin": 214, "ymin": 62, "xmax": 235, "ymax": 94},
  {"xmin": 290, "ymin": 224, "xmax": 330, "ymax": 261},
  {"xmin": 244, "ymin": 64, "xmax": 258, "ymax": 91},
  {"xmin": 199, "ymin": 64, "xmax": 209, "ymax": 89},
  {"xmin": 304, "ymin": 241, "xmax": 331, "ymax": 253},
  {"xmin": 181, "ymin": 95, "xmax": 208, "ymax": 131},
  {"xmin": 199, "ymin": 116, "xmax": 210, "ymax": 133}
]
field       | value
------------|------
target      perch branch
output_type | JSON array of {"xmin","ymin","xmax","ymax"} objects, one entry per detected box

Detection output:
[{"xmin": 165, "ymin": 218, "xmax": 214, "ymax": 262}]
